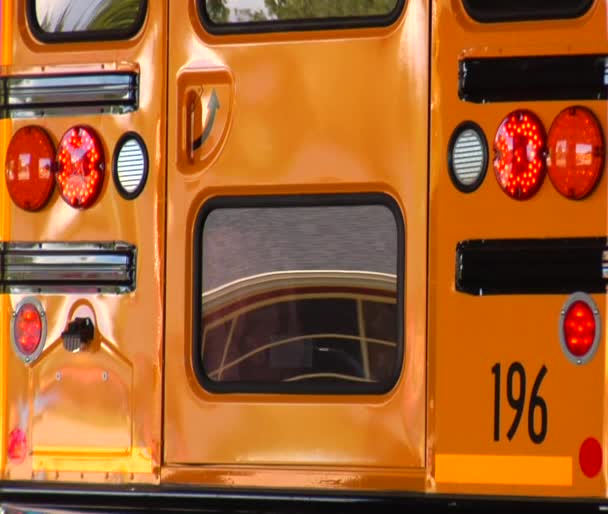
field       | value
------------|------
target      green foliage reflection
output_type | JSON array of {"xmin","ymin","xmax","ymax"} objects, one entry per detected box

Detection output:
[
  {"xmin": 205, "ymin": 0, "xmax": 399, "ymax": 24},
  {"xmin": 39, "ymin": 0, "xmax": 143, "ymax": 33}
]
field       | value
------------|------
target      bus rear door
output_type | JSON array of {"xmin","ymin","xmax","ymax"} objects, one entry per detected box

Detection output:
[{"xmin": 164, "ymin": 0, "xmax": 429, "ymax": 489}]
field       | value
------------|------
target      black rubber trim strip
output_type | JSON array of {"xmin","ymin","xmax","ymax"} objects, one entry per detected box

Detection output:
[
  {"xmin": 192, "ymin": 193, "xmax": 405, "ymax": 395},
  {"xmin": 26, "ymin": 0, "xmax": 148, "ymax": 44},
  {"xmin": 459, "ymin": 55, "xmax": 608, "ymax": 103},
  {"xmin": 197, "ymin": 0, "xmax": 405, "ymax": 35},
  {"xmin": 456, "ymin": 238, "xmax": 606, "ymax": 295},
  {"xmin": 462, "ymin": 0, "xmax": 594, "ymax": 23},
  {"xmin": 0, "ymin": 482, "xmax": 606, "ymax": 513}
]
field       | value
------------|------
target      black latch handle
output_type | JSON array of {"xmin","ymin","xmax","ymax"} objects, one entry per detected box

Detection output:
[{"xmin": 62, "ymin": 317, "xmax": 95, "ymax": 353}]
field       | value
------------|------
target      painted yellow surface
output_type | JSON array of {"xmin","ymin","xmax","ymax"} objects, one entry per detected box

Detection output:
[
  {"xmin": 435, "ymin": 454, "xmax": 573, "ymax": 486},
  {"xmin": 0, "ymin": 0, "xmax": 607, "ymax": 502},
  {"xmin": 163, "ymin": 0, "xmax": 428, "ymax": 483},
  {"xmin": 429, "ymin": 0, "xmax": 608, "ymax": 500},
  {"xmin": 2, "ymin": 1, "xmax": 167, "ymax": 483},
  {"xmin": 0, "ymin": 0, "xmax": 13, "ymax": 475}
]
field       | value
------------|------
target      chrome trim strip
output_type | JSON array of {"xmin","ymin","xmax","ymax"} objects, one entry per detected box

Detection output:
[
  {"xmin": 0, "ymin": 72, "xmax": 138, "ymax": 118},
  {"xmin": 0, "ymin": 242, "xmax": 136, "ymax": 294}
]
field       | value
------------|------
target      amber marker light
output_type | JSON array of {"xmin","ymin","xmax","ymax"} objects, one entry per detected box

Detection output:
[
  {"xmin": 5, "ymin": 126, "xmax": 55, "ymax": 211},
  {"xmin": 494, "ymin": 110, "xmax": 547, "ymax": 200},
  {"xmin": 547, "ymin": 106, "xmax": 604, "ymax": 200},
  {"xmin": 56, "ymin": 125, "xmax": 105, "ymax": 208}
]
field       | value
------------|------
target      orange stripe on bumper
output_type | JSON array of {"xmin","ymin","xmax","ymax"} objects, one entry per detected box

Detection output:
[{"xmin": 435, "ymin": 454, "xmax": 572, "ymax": 486}]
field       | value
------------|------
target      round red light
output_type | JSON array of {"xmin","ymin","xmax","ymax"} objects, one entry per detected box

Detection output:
[
  {"xmin": 580, "ymin": 437, "xmax": 602, "ymax": 478},
  {"xmin": 7, "ymin": 428, "xmax": 27, "ymax": 464},
  {"xmin": 5, "ymin": 126, "xmax": 55, "ymax": 211},
  {"xmin": 563, "ymin": 300, "xmax": 596, "ymax": 358},
  {"xmin": 56, "ymin": 125, "xmax": 105, "ymax": 209},
  {"xmin": 13, "ymin": 303, "xmax": 43, "ymax": 356},
  {"xmin": 494, "ymin": 110, "xmax": 547, "ymax": 200},
  {"xmin": 547, "ymin": 106, "xmax": 604, "ymax": 200}
]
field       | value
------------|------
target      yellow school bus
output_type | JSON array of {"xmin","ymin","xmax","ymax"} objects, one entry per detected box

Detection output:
[{"xmin": 0, "ymin": 0, "xmax": 607, "ymax": 511}]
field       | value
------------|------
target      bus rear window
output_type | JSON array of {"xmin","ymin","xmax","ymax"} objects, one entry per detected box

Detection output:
[
  {"xmin": 200, "ymin": 0, "xmax": 404, "ymax": 33},
  {"xmin": 28, "ymin": 0, "xmax": 147, "ymax": 42},
  {"xmin": 194, "ymin": 196, "xmax": 404, "ymax": 394},
  {"xmin": 462, "ymin": 0, "xmax": 593, "ymax": 22}
]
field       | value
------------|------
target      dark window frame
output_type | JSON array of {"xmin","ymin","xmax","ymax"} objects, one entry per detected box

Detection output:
[
  {"xmin": 462, "ymin": 0, "xmax": 594, "ymax": 23},
  {"xmin": 26, "ymin": 0, "xmax": 148, "ymax": 44},
  {"xmin": 197, "ymin": 0, "xmax": 406, "ymax": 35},
  {"xmin": 193, "ymin": 193, "xmax": 405, "ymax": 395}
]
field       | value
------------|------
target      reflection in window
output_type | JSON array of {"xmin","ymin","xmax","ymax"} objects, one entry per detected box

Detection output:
[
  {"xmin": 33, "ymin": 0, "xmax": 145, "ymax": 34},
  {"xmin": 204, "ymin": 0, "xmax": 401, "ymax": 24},
  {"xmin": 199, "ymin": 202, "xmax": 402, "ymax": 392}
]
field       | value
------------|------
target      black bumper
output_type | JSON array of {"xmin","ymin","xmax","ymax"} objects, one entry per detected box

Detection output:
[{"xmin": 0, "ymin": 483, "xmax": 607, "ymax": 513}]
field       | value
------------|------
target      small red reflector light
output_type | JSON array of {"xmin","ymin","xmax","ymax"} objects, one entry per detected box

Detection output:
[
  {"xmin": 5, "ymin": 126, "xmax": 55, "ymax": 211},
  {"xmin": 7, "ymin": 428, "xmax": 27, "ymax": 464},
  {"xmin": 579, "ymin": 437, "xmax": 602, "ymax": 478},
  {"xmin": 494, "ymin": 110, "xmax": 547, "ymax": 200},
  {"xmin": 14, "ymin": 303, "xmax": 42, "ymax": 356},
  {"xmin": 547, "ymin": 106, "xmax": 604, "ymax": 200},
  {"xmin": 56, "ymin": 126, "xmax": 105, "ymax": 209},
  {"xmin": 563, "ymin": 300, "xmax": 596, "ymax": 358}
]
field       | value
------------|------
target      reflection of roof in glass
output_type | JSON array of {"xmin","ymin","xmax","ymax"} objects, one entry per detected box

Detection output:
[{"xmin": 202, "ymin": 270, "xmax": 397, "ymax": 316}]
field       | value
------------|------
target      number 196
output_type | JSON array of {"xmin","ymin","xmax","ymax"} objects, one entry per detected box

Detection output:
[{"xmin": 492, "ymin": 362, "xmax": 548, "ymax": 444}]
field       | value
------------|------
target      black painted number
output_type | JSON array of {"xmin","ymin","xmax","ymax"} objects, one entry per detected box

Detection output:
[{"xmin": 492, "ymin": 362, "xmax": 548, "ymax": 444}]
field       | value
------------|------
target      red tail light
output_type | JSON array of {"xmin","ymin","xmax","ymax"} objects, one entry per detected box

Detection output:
[
  {"xmin": 580, "ymin": 437, "xmax": 602, "ymax": 478},
  {"xmin": 7, "ymin": 428, "xmax": 27, "ymax": 464},
  {"xmin": 560, "ymin": 293, "xmax": 599, "ymax": 364},
  {"xmin": 493, "ymin": 110, "xmax": 547, "ymax": 200},
  {"xmin": 11, "ymin": 298, "xmax": 46, "ymax": 363},
  {"xmin": 14, "ymin": 303, "xmax": 42, "ymax": 355},
  {"xmin": 4, "ymin": 126, "xmax": 55, "ymax": 211},
  {"xmin": 547, "ymin": 106, "xmax": 604, "ymax": 200},
  {"xmin": 56, "ymin": 126, "xmax": 105, "ymax": 209}
]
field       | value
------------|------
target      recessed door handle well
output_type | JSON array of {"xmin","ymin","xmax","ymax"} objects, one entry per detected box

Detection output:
[{"xmin": 177, "ymin": 62, "xmax": 233, "ymax": 173}]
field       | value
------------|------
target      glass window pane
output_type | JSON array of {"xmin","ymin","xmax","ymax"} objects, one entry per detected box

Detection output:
[
  {"xmin": 203, "ymin": 0, "xmax": 401, "ymax": 26},
  {"xmin": 198, "ymin": 200, "xmax": 403, "ymax": 393},
  {"xmin": 31, "ymin": 0, "xmax": 146, "ymax": 40}
]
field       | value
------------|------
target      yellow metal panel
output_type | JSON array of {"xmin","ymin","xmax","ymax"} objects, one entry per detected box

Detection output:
[
  {"xmin": 3, "ymin": 2, "xmax": 167, "ymax": 482},
  {"xmin": 164, "ymin": 0, "xmax": 429, "ymax": 487},
  {"xmin": 0, "ymin": 0, "xmax": 13, "ymax": 477},
  {"xmin": 429, "ymin": 0, "xmax": 607, "ymax": 499}
]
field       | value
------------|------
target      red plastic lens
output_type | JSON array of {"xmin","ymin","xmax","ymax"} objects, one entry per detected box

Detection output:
[
  {"xmin": 547, "ymin": 106, "xmax": 604, "ymax": 200},
  {"xmin": 5, "ymin": 126, "xmax": 55, "ymax": 211},
  {"xmin": 494, "ymin": 110, "xmax": 547, "ymax": 200},
  {"xmin": 56, "ymin": 126, "xmax": 105, "ymax": 208},
  {"xmin": 580, "ymin": 437, "xmax": 602, "ymax": 478},
  {"xmin": 14, "ymin": 303, "xmax": 42, "ymax": 356},
  {"xmin": 563, "ymin": 300, "xmax": 595, "ymax": 357},
  {"xmin": 7, "ymin": 428, "xmax": 27, "ymax": 464}
]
